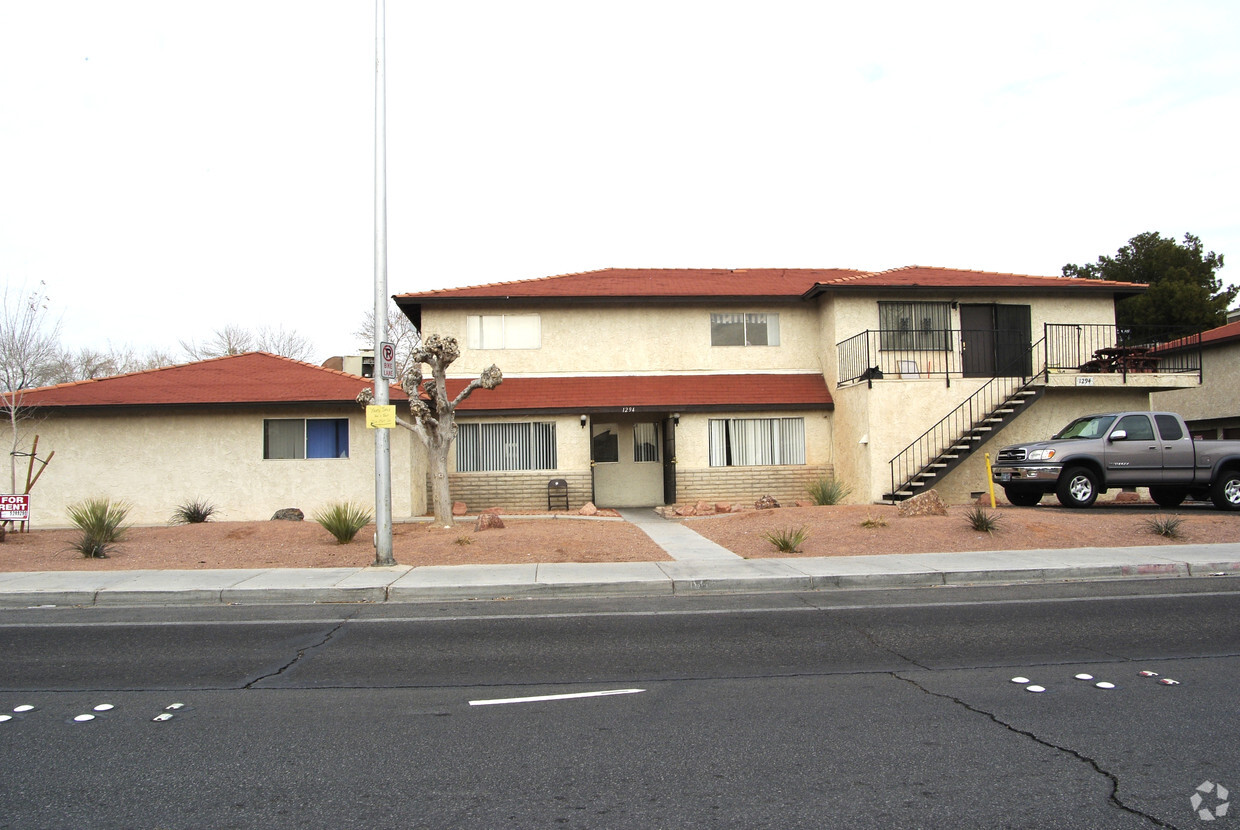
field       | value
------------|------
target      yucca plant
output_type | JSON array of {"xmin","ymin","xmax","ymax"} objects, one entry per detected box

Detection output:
[
  {"xmin": 66, "ymin": 497, "xmax": 132, "ymax": 558},
  {"xmin": 313, "ymin": 502, "xmax": 373, "ymax": 544},
  {"xmin": 807, "ymin": 477, "xmax": 852, "ymax": 506},
  {"xmin": 762, "ymin": 525, "xmax": 810, "ymax": 554},
  {"xmin": 1145, "ymin": 514, "xmax": 1184, "ymax": 539},
  {"xmin": 964, "ymin": 505, "xmax": 1001, "ymax": 534},
  {"xmin": 170, "ymin": 498, "xmax": 218, "ymax": 525}
]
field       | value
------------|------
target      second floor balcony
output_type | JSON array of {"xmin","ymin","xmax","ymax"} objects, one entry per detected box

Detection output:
[{"xmin": 837, "ymin": 324, "xmax": 1204, "ymax": 387}]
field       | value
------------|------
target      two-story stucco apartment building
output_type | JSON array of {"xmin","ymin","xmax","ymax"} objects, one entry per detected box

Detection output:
[
  {"xmin": 396, "ymin": 266, "xmax": 1202, "ymax": 512},
  {"xmin": 10, "ymin": 266, "xmax": 1207, "ymax": 526}
]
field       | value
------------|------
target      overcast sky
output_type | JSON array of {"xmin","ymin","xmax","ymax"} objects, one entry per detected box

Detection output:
[{"xmin": 2, "ymin": 1, "xmax": 1237, "ymax": 364}]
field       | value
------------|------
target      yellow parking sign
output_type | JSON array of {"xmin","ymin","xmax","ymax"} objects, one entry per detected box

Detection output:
[{"xmin": 366, "ymin": 405, "xmax": 397, "ymax": 430}]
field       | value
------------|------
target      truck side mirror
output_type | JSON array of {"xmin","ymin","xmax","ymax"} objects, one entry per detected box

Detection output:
[{"xmin": 1108, "ymin": 429, "xmax": 1128, "ymax": 442}]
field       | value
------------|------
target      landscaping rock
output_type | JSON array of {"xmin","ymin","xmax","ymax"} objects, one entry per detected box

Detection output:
[
  {"xmin": 897, "ymin": 490, "xmax": 948, "ymax": 517},
  {"xmin": 1113, "ymin": 489, "xmax": 1141, "ymax": 503},
  {"xmin": 715, "ymin": 503, "xmax": 732, "ymax": 514},
  {"xmin": 579, "ymin": 502, "xmax": 599, "ymax": 516},
  {"xmin": 452, "ymin": 501, "xmax": 468, "ymax": 516},
  {"xmin": 474, "ymin": 512, "xmax": 505, "ymax": 531},
  {"xmin": 754, "ymin": 495, "xmax": 781, "ymax": 510},
  {"xmin": 271, "ymin": 508, "xmax": 304, "ymax": 521},
  {"xmin": 694, "ymin": 500, "xmax": 714, "ymax": 515}
]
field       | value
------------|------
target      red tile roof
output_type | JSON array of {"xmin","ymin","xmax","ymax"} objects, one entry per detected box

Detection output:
[
  {"xmin": 1153, "ymin": 318, "xmax": 1240, "ymax": 353},
  {"xmin": 445, "ymin": 373, "xmax": 833, "ymax": 413},
  {"xmin": 11, "ymin": 352, "xmax": 401, "ymax": 408},
  {"xmin": 396, "ymin": 266, "xmax": 1145, "ymax": 304}
]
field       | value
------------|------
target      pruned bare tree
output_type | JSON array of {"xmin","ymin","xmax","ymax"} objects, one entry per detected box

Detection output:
[
  {"xmin": 0, "ymin": 282, "xmax": 62, "ymax": 492},
  {"xmin": 354, "ymin": 302, "xmax": 421, "ymax": 378},
  {"xmin": 357, "ymin": 334, "xmax": 501, "ymax": 527}
]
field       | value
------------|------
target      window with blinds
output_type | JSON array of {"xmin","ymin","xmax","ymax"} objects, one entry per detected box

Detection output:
[
  {"xmin": 710, "ymin": 313, "xmax": 780, "ymax": 346},
  {"xmin": 878, "ymin": 302, "xmax": 949, "ymax": 350},
  {"xmin": 633, "ymin": 423, "xmax": 660, "ymax": 462},
  {"xmin": 263, "ymin": 419, "xmax": 349, "ymax": 459},
  {"xmin": 466, "ymin": 314, "xmax": 541, "ymax": 349},
  {"xmin": 456, "ymin": 422, "xmax": 557, "ymax": 472},
  {"xmin": 708, "ymin": 417, "xmax": 805, "ymax": 467}
]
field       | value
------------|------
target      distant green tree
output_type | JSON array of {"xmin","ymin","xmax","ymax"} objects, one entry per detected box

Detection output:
[{"xmin": 1063, "ymin": 232, "xmax": 1235, "ymax": 338}]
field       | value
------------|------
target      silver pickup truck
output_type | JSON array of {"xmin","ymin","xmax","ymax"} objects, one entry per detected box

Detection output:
[{"xmin": 991, "ymin": 411, "xmax": 1240, "ymax": 510}]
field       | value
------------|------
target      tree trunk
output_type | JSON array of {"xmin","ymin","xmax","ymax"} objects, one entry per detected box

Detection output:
[{"xmin": 429, "ymin": 433, "xmax": 454, "ymax": 527}]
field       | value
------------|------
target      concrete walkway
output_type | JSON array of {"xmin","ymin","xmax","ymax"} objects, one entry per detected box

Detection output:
[
  {"xmin": 616, "ymin": 508, "xmax": 742, "ymax": 561},
  {"xmin": 0, "ymin": 510, "xmax": 1237, "ymax": 607}
]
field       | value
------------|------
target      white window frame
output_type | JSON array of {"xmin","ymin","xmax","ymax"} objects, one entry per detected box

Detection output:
[
  {"xmin": 466, "ymin": 314, "xmax": 541, "ymax": 350},
  {"xmin": 708, "ymin": 417, "xmax": 805, "ymax": 467},
  {"xmin": 710, "ymin": 312, "xmax": 780, "ymax": 347},
  {"xmin": 456, "ymin": 421, "xmax": 557, "ymax": 472},
  {"xmin": 263, "ymin": 418, "xmax": 350, "ymax": 460}
]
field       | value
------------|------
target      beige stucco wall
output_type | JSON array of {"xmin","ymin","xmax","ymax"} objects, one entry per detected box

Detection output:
[
  {"xmin": 420, "ymin": 302, "xmax": 826, "ymax": 376},
  {"xmin": 20, "ymin": 406, "xmax": 416, "ymax": 527},
  {"xmin": 1154, "ymin": 341, "xmax": 1239, "ymax": 424},
  {"xmin": 831, "ymin": 378, "xmax": 1157, "ymax": 504}
]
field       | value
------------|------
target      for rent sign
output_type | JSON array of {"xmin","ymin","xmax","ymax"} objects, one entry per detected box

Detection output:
[{"xmin": 0, "ymin": 495, "xmax": 30, "ymax": 521}]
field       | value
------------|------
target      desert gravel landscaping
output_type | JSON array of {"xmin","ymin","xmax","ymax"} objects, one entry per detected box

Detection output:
[{"xmin": 1, "ymin": 499, "xmax": 1236, "ymax": 572}]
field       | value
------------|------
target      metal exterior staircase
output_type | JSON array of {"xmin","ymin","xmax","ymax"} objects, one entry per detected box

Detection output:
[{"xmin": 884, "ymin": 339, "xmax": 1047, "ymax": 503}]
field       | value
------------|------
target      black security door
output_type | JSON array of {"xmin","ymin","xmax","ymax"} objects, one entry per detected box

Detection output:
[
  {"xmin": 961, "ymin": 304, "xmax": 1032, "ymax": 378},
  {"xmin": 960, "ymin": 305, "xmax": 996, "ymax": 377},
  {"xmin": 662, "ymin": 415, "xmax": 677, "ymax": 505}
]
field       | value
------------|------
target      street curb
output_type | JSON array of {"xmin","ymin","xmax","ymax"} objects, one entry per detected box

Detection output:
[{"xmin": 0, "ymin": 550, "xmax": 1237, "ymax": 608}]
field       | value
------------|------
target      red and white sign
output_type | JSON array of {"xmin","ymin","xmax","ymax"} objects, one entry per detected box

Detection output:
[
  {"xmin": 0, "ymin": 494, "xmax": 30, "ymax": 521},
  {"xmin": 379, "ymin": 341, "xmax": 397, "ymax": 380}
]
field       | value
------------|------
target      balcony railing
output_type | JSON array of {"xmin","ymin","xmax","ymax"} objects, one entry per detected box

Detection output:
[{"xmin": 838, "ymin": 324, "xmax": 1203, "ymax": 386}]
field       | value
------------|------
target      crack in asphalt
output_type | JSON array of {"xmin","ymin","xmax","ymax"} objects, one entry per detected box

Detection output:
[
  {"xmin": 241, "ymin": 618, "xmax": 351, "ymax": 690},
  {"xmin": 893, "ymin": 672, "xmax": 1181, "ymax": 829}
]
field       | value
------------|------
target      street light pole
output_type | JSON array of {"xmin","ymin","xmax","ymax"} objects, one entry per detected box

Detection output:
[{"xmin": 372, "ymin": 0, "xmax": 394, "ymax": 566}]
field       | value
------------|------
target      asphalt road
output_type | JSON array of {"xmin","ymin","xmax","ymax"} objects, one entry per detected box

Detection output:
[{"xmin": 1, "ymin": 579, "xmax": 1238, "ymax": 829}]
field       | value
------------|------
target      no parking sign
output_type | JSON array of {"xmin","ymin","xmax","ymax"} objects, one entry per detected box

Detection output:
[{"xmin": 379, "ymin": 341, "xmax": 396, "ymax": 380}]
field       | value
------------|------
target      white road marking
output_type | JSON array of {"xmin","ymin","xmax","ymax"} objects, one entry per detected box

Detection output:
[{"xmin": 469, "ymin": 688, "xmax": 645, "ymax": 707}]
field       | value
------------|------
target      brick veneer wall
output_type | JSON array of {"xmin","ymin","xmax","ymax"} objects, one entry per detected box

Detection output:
[
  {"xmin": 434, "ymin": 471, "xmax": 594, "ymax": 513},
  {"xmin": 427, "ymin": 465, "xmax": 833, "ymax": 512},
  {"xmin": 674, "ymin": 464, "xmax": 833, "ymax": 506}
]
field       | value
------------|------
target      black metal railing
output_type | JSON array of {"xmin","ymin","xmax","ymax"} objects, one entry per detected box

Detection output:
[
  {"xmin": 887, "ymin": 338, "xmax": 1047, "ymax": 501},
  {"xmin": 841, "ymin": 324, "xmax": 1204, "ymax": 387},
  {"xmin": 836, "ymin": 328, "xmax": 960, "ymax": 386},
  {"xmin": 1044, "ymin": 324, "xmax": 1202, "ymax": 380}
]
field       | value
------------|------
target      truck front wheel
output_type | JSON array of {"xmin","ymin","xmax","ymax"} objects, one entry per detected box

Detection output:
[
  {"xmin": 1211, "ymin": 470, "xmax": 1240, "ymax": 511},
  {"xmin": 1003, "ymin": 487, "xmax": 1043, "ymax": 507},
  {"xmin": 1149, "ymin": 486, "xmax": 1187, "ymax": 508},
  {"xmin": 1057, "ymin": 467, "xmax": 1099, "ymax": 508}
]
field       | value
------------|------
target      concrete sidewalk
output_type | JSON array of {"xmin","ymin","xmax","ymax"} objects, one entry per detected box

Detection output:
[{"xmin": 1, "ymin": 542, "xmax": 1237, "ymax": 608}]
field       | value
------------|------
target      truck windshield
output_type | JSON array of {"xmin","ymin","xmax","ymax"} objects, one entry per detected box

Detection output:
[{"xmin": 1054, "ymin": 415, "xmax": 1117, "ymax": 440}]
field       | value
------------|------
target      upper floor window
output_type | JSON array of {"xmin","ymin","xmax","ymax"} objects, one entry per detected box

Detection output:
[
  {"xmin": 710, "ymin": 313, "xmax": 780, "ymax": 346},
  {"xmin": 879, "ymin": 302, "xmax": 949, "ymax": 351},
  {"xmin": 467, "ymin": 314, "xmax": 540, "ymax": 350},
  {"xmin": 264, "ymin": 418, "xmax": 349, "ymax": 459}
]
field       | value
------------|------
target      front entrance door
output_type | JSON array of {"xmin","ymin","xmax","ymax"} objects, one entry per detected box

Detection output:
[
  {"xmin": 960, "ymin": 304, "xmax": 1032, "ymax": 378},
  {"xmin": 590, "ymin": 417, "xmax": 667, "ymax": 507}
]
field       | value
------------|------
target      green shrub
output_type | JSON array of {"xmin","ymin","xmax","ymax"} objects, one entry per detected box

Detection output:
[
  {"xmin": 66, "ymin": 498, "xmax": 132, "ymax": 558},
  {"xmin": 762, "ymin": 525, "xmax": 810, "ymax": 553},
  {"xmin": 170, "ymin": 498, "xmax": 218, "ymax": 525},
  {"xmin": 964, "ymin": 505, "xmax": 1001, "ymax": 534},
  {"xmin": 1145, "ymin": 514, "xmax": 1184, "ymax": 539},
  {"xmin": 314, "ymin": 502, "xmax": 373, "ymax": 544},
  {"xmin": 807, "ymin": 478, "xmax": 852, "ymax": 506}
]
